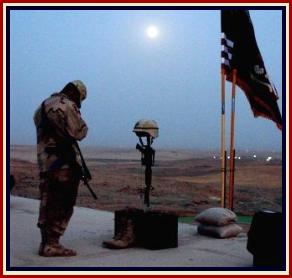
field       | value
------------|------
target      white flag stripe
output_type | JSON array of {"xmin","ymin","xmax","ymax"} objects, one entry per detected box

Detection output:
[
  {"xmin": 221, "ymin": 44, "xmax": 231, "ymax": 53},
  {"xmin": 221, "ymin": 48, "xmax": 232, "ymax": 60},
  {"xmin": 222, "ymin": 38, "xmax": 234, "ymax": 48},
  {"xmin": 221, "ymin": 58, "xmax": 230, "ymax": 67},
  {"xmin": 221, "ymin": 32, "xmax": 234, "ymax": 48},
  {"xmin": 225, "ymin": 39, "xmax": 234, "ymax": 48},
  {"xmin": 221, "ymin": 33, "xmax": 232, "ymax": 69}
]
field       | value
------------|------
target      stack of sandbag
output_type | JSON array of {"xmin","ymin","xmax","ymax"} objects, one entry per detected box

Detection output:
[{"xmin": 195, "ymin": 207, "xmax": 242, "ymax": 239}]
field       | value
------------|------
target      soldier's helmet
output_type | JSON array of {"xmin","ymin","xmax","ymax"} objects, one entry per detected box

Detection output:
[
  {"xmin": 133, "ymin": 119, "xmax": 159, "ymax": 138},
  {"xmin": 71, "ymin": 80, "xmax": 87, "ymax": 101}
]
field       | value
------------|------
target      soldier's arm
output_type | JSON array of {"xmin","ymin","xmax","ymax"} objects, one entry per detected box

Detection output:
[
  {"xmin": 46, "ymin": 98, "xmax": 88, "ymax": 141},
  {"xmin": 65, "ymin": 102, "xmax": 88, "ymax": 141}
]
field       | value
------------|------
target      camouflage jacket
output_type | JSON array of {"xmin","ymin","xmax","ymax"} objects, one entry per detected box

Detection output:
[{"xmin": 34, "ymin": 93, "xmax": 88, "ymax": 173}]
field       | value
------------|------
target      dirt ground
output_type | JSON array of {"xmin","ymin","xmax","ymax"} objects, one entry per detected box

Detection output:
[{"xmin": 9, "ymin": 145, "xmax": 283, "ymax": 217}]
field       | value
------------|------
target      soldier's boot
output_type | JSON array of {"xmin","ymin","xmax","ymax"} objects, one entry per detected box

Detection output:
[
  {"xmin": 38, "ymin": 229, "xmax": 47, "ymax": 256},
  {"xmin": 103, "ymin": 218, "xmax": 136, "ymax": 249},
  {"xmin": 40, "ymin": 231, "xmax": 77, "ymax": 257}
]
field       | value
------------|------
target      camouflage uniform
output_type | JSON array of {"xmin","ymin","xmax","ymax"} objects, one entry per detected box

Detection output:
[{"xmin": 34, "ymin": 91, "xmax": 88, "ymax": 255}]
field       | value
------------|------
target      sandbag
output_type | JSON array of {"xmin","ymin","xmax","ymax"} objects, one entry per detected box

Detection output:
[
  {"xmin": 197, "ymin": 223, "xmax": 242, "ymax": 238},
  {"xmin": 195, "ymin": 207, "xmax": 237, "ymax": 226}
]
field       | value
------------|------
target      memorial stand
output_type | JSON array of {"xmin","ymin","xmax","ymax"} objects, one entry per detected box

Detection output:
[{"xmin": 103, "ymin": 120, "xmax": 178, "ymax": 250}]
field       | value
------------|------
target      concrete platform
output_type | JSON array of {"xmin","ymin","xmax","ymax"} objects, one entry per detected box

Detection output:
[{"xmin": 8, "ymin": 196, "xmax": 253, "ymax": 269}]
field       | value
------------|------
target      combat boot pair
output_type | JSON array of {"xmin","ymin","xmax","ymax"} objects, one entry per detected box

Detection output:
[
  {"xmin": 39, "ymin": 230, "xmax": 77, "ymax": 257},
  {"xmin": 103, "ymin": 217, "xmax": 136, "ymax": 249}
]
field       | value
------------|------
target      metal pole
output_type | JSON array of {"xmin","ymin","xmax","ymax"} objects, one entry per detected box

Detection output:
[
  {"xmin": 229, "ymin": 69, "xmax": 237, "ymax": 211},
  {"xmin": 220, "ymin": 69, "xmax": 226, "ymax": 208},
  {"xmin": 224, "ymin": 150, "xmax": 227, "ymax": 208},
  {"xmin": 230, "ymin": 149, "xmax": 236, "ymax": 211}
]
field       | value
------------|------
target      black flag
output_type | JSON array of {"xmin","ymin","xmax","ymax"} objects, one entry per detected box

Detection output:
[{"xmin": 221, "ymin": 10, "xmax": 282, "ymax": 130}]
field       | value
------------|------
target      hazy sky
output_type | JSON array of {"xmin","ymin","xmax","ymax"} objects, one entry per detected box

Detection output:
[{"xmin": 9, "ymin": 7, "xmax": 284, "ymax": 151}]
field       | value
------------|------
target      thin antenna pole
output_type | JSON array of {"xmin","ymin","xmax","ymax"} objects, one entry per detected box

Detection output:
[
  {"xmin": 220, "ymin": 68, "xmax": 226, "ymax": 208},
  {"xmin": 229, "ymin": 69, "xmax": 237, "ymax": 211}
]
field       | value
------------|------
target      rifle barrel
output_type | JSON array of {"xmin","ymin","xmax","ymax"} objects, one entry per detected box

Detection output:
[
  {"xmin": 84, "ymin": 179, "xmax": 98, "ymax": 200},
  {"xmin": 74, "ymin": 141, "xmax": 97, "ymax": 200}
]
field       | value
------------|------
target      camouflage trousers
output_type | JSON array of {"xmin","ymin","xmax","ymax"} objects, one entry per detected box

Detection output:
[{"xmin": 38, "ymin": 168, "xmax": 80, "ymax": 236}]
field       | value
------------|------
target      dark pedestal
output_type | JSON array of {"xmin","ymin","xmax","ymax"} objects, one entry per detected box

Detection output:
[
  {"xmin": 247, "ymin": 210, "xmax": 283, "ymax": 268},
  {"xmin": 114, "ymin": 208, "xmax": 178, "ymax": 250}
]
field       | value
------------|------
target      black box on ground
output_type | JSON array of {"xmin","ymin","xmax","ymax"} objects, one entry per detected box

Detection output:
[{"xmin": 114, "ymin": 208, "xmax": 178, "ymax": 250}]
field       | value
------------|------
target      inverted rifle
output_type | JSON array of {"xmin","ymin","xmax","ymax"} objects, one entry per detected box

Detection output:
[
  {"xmin": 73, "ymin": 141, "xmax": 98, "ymax": 200},
  {"xmin": 136, "ymin": 140, "xmax": 155, "ymax": 208}
]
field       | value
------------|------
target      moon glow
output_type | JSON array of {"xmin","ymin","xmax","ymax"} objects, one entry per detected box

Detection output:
[{"xmin": 146, "ymin": 25, "xmax": 159, "ymax": 39}]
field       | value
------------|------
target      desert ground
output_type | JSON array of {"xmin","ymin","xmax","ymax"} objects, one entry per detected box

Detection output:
[{"xmin": 9, "ymin": 145, "xmax": 283, "ymax": 217}]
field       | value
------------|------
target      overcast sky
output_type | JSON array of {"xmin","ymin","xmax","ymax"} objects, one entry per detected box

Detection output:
[{"xmin": 9, "ymin": 8, "xmax": 284, "ymax": 151}]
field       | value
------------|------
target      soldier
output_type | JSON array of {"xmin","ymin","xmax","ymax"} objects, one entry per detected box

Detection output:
[{"xmin": 34, "ymin": 80, "xmax": 88, "ymax": 257}]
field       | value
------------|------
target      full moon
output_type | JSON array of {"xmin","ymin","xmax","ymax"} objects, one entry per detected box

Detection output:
[{"xmin": 146, "ymin": 25, "xmax": 159, "ymax": 39}]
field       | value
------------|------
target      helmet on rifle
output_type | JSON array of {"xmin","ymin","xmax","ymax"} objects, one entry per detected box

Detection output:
[{"xmin": 133, "ymin": 119, "xmax": 159, "ymax": 138}]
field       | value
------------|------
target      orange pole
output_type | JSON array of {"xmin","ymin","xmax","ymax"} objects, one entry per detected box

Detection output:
[
  {"xmin": 224, "ymin": 150, "xmax": 227, "ymax": 208},
  {"xmin": 229, "ymin": 69, "xmax": 237, "ymax": 211},
  {"xmin": 220, "ymin": 69, "xmax": 226, "ymax": 208}
]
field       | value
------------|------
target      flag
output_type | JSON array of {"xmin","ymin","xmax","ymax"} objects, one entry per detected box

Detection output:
[{"xmin": 221, "ymin": 10, "xmax": 282, "ymax": 130}]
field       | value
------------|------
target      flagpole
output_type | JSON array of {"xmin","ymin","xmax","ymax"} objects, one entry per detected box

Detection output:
[
  {"xmin": 220, "ymin": 68, "xmax": 226, "ymax": 208},
  {"xmin": 224, "ymin": 150, "xmax": 227, "ymax": 208},
  {"xmin": 229, "ymin": 69, "xmax": 237, "ymax": 211}
]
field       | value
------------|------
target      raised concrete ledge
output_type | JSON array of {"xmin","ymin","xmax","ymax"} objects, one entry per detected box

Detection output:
[{"xmin": 8, "ymin": 196, "xmax": 253, "ymax": 268}]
